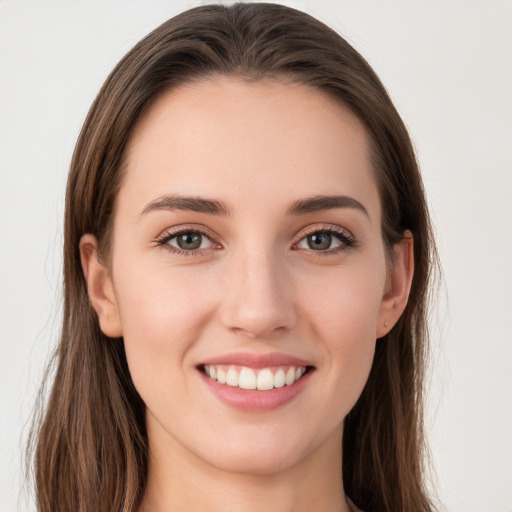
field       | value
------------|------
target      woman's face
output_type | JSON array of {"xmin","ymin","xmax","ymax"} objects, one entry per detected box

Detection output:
[{"xmin": 86, "ymin": 77, "xmax": 406, "ymax": 476}]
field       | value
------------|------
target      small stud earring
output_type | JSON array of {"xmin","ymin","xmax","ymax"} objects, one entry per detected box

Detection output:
[{"xmin": 384, "ymin": 321, "xmax": 389, "ymax": 328}]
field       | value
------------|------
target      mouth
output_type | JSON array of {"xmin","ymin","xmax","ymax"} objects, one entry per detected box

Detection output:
[
  {"xmin": 199, "ymin": 364, "xmax": 313, "ymax": 391},
  {"xmin": 196, "ymin": 353, "xmax": 315, "ymax": 412}
]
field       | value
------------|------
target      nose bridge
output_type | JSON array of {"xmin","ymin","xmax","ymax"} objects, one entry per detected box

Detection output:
[{"xmin": 220, "ymin": 241, "xmax": 296, "ymax": 338}]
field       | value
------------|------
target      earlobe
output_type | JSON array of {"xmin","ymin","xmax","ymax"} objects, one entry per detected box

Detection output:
[
  {"xmin": 376, "ymin": 230, "xmax": 414, "ymax": 338},
  {"xmin": 79, "ymin": 234, "xmax": 123, "ymax": 338}
]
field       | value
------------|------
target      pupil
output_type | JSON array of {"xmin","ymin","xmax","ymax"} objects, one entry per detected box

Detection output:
[
  {"xmin": 308, "ymin": 233, "xmax": 331, "ymax": 250},
  {"xmin": 177, "ymin": 233, "xmax": 202, "ymax": 250}
]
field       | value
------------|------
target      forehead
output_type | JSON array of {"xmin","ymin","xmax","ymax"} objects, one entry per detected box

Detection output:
[{"xmin": 121, "ymin": 77, "xmax": 379, "ymax": 219}]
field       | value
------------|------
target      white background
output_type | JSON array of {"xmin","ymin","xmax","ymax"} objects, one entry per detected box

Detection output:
[{"xmin": 1, "ymin": 1, "xmax": 511, "ymax": 511}]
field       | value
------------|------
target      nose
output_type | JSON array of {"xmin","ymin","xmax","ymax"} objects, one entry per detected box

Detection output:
[{"xmin": 219, "ymin": 248, "xmax": 297, "ymax": 339}]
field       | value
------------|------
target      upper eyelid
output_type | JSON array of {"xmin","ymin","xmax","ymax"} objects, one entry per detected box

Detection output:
[
  {"xmin": 293, "ymin": 224, "xmax": 354, "ymax": 241},
  {"xmin": 157, "ymin": 224, "xmax": 219, "ymax": 242}
]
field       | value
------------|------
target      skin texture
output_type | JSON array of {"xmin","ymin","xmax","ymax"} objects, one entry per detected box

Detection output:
[{"xmin": 80, "ymin": 77, "xmax": 413, "ymax": 512}]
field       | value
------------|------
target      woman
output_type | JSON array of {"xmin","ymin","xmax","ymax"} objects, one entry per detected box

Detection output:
[{"xmin": 29, "ymin": 3, "xmax": 438, "ymax": 511}]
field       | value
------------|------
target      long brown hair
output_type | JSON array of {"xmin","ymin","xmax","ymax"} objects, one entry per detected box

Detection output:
[{"xmin": 29, "ymin": 3, "xmax": 439, "ymax": 511}]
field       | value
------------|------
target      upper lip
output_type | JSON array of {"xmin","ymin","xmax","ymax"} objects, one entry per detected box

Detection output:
[{"xmin": 199, "ymin": 352, "xmax": 314, "ymax": 369}]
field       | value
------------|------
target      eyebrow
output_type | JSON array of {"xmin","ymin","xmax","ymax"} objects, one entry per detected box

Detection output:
[
  {"xmin": 139, "ymin": 193, "xmax": 369, "ymax": 219},
  {"xmin": 139, "ymin": 195, "xmax": 231, "ymax": 216},
  {"xmin": 286, "ymin": 195, "xmax": 370, "ymax": 219}
]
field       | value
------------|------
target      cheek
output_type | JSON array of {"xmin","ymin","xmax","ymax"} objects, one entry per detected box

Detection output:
[
  {"xmin": 299, "ymin": 262, "xmax": 385, "ymax": 405},
  {"xmin": 111, "ymin": 260, "xmax": 226, "ymax": 429},
  {"xmin": 302, "ymin": 259, "xmax": 385, "ymax": 337},
  {"xmin": 111, "ymin": 257, "xmax": 218, "ymax": 379}
]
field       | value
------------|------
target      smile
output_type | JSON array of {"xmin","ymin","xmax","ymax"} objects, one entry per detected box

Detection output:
[
  {"xmin": 198, "ymin": 352, "xmax": 315, "ymax": 411},
  {"xmin": 202, "ymin": 364, "xmax": 307, "ymax": 390}
]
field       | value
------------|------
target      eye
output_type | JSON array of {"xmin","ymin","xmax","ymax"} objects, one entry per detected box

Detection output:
[
  {"xmin": 298, "ymin": 232, "xmax": 339, "ymax": 251},
  {"xmin": 294, "ymin": 226, "xmax": 355, "ymax": 253},
  {"xmin": 156, "ymin": 228, "xmax": 218, "ymax": 255},
  {"xmin": 170, "ymin": 231, "xmax": 210, "ymax": 250}
]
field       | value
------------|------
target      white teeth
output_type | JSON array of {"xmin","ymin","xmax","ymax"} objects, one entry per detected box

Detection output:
[
  {"xmin": 274, "ymin": 369, "xmax": 286, "ymax": 388},
  {"xmin": 239, "ymin": 368, "xmax": 256, "ymax": 390},
  {"xmin": 217, "ymin": 367, "xmax": 226, "ymax": 384},
  {"xmin": 226, "ymin": 368, "xmax": 239, "ymax": 386},
  {"xmin": 257, "ymin": 369, "xmax": 274, "ymax": 390},
  {"xmin": 285, "ymin": 367, "xmax": 295, "ymax": 385},
  {"xmin": 204, "ymin": 364, "xmax": 308, "ymax": 390}
]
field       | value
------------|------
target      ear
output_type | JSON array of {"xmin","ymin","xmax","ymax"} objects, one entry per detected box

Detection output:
[
  {"xmin": 79, "ymin": 234, "xmax": 123, "ymax": 338},
  {"xmin": 376, "ymin": 230, "xmax": 414, "ymax": 339}
]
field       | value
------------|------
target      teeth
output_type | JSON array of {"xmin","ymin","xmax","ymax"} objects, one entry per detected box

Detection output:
[
  {"xmin": 274, "ymin": 369, "xmax": 285, "ymax": 388},
  {"xmin": 226, "ymin": 368, "xmax": 239, "ymax": 387},
  {"xmin": 239, "ymin": 367, "xmax": 256, "ymax": 390},
  {"xmin": 257, "ymin": 369, "xmax": 274, "ymax": 390},
  {"xmin": 204, "ymin": 364, "xmax": 308, "ymax": 390},
  {"xmin": 217, "ymin": 367, "xmax": 226, "ymax": 384}
]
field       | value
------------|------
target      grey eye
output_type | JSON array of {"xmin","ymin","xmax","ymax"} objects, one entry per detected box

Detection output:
[
  {"xmin": 177, "ymin": 233, "xmax": 202, "ymax": 250},
  {"xmin": 168, "ymin": 232, "xmax": 213, "ymax": 251},
  {"xmin": 307, "ymin": 233, "xmax": 332, "ymax": 250},
  {"xmin": 297, "ymin": 232, "xmax": 343, "ymax": 251}
]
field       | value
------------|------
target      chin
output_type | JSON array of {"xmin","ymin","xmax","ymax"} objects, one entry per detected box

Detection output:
[
  {"xmin": 197, "ymin": 429, "xmax": 317, "ymax": 477},
  {"xmin": 211, "ymin": 449, "xmax": 301, "ymax": 476}
]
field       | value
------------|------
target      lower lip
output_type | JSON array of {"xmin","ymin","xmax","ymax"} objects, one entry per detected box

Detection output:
[{"xmin": 199, "ymin": 369, "xmax": 313, "ymax": 412}]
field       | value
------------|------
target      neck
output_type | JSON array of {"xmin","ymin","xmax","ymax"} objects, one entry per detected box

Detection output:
[{"xmin": 139, "ymin": 424, "xmax": 351, "ymax": 512}]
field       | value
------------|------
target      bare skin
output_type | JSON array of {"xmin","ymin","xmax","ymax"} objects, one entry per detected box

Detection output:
[{"xmin": 80, "ymin": 77, "xmax": 413, "ymax": 512}]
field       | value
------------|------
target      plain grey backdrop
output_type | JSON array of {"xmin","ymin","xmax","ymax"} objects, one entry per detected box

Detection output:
[{"xmin": 1, "ymin": 1, "xmax": 511, "ymax": 511}]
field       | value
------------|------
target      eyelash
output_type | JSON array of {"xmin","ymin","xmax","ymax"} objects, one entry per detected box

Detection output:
[
  {"xmin": 292, "ymin": 225, "xmax": 356, "ymax": 255},
  {"xmin": 155, "ymin": 227, "xmax": 219, "ymax": 257},
  {"xmin": 155, "ymin": 225, "xmax": 356, "ymax": 257}
]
